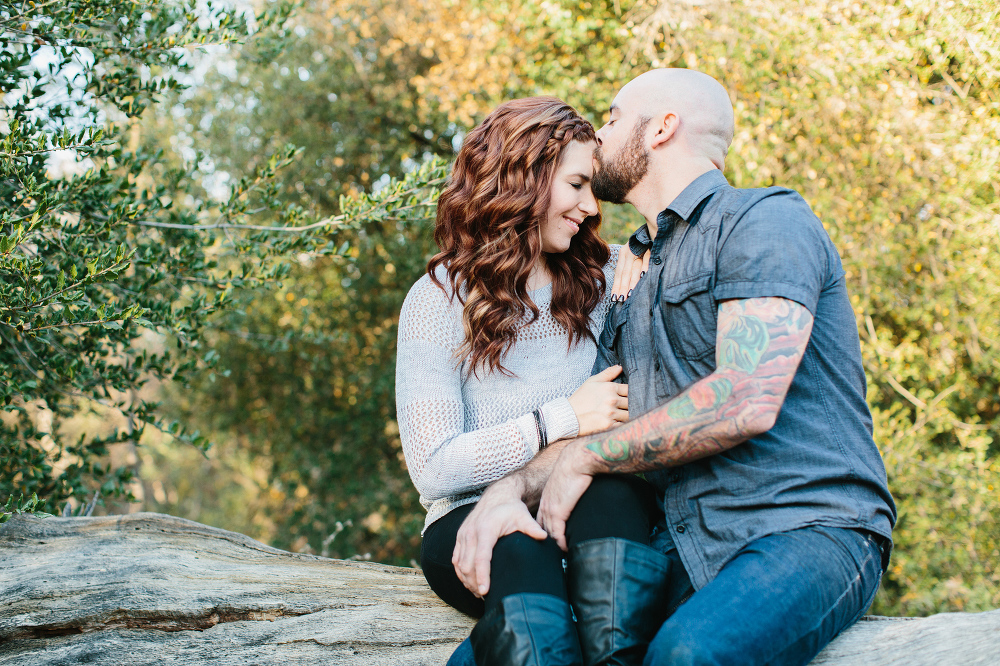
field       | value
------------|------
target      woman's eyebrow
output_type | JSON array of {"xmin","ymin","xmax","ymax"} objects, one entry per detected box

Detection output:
[{"xmin": 569, "ymin": 173, "xmax": 592, "ymax": 181}]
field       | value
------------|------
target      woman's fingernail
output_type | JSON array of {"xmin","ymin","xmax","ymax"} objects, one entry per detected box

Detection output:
[
  {"xmin": 640, "ymin": 271, "xmax": 646, "ymax": 278},
  {"xmin": 626, "ymin": 289, "xmax": 633, "ymax": 299}
]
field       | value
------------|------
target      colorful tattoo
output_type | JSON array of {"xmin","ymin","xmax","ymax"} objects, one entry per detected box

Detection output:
[
  {"xmin": 718, "ymin": 315, "xmax": 769, "ymax": 373},
  {"xmin": 586, "ymin": 438, "xmax": 630, "ymax": 461},
  {"xmin": 582, "ymin": 297, "xmax": 814, "ymax": 471}
]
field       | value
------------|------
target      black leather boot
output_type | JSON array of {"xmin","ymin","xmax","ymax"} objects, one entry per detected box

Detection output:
[
  {"xmin": 567, "ymin": 538, "xmax": 673, "ymax": 666},
  {"xmin": 470, "ymin": 592, "xmax": 583, "ymax": 666}
]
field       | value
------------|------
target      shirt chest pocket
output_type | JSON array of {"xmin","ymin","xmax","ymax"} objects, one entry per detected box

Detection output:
[{"xmin": 658, "ymin": 274, "xmax": 717, "ymax": 361}]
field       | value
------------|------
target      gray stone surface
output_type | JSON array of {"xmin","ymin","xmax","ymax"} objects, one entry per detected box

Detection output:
[{"xmin": 1, "ymin": 513, "xmax": 997, "ymax": 665}]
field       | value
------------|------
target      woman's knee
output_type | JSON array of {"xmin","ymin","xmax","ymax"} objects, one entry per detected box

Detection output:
[
  {"xmin": 566, "ymin": 475, "xmax": 657, "ymax": 547},
  {"xmin": 492, "ymin": 531, "xmax": 563, "ymax": 569},
  {"xmin": 487, "ymin": 532, "xmax": 567, "ymax": 610}
]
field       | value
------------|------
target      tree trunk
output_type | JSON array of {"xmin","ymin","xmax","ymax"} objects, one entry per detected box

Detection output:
[{"xmin": 1, "ymin": 513, "xmax": 997, "ymax": 665}]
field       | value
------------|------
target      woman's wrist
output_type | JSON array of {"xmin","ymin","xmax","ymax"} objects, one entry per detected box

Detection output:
[{"xmin": 541, "ymin": 397, "xmax": 580, "ymax": 442}]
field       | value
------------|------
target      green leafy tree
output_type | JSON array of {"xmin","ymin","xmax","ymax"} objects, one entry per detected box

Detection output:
[
  {"xmin": 0, "ymin": 0, "xmax": 307, "ymax": 513},
  {"xmin": 0, "ymin": 0, "xmax": 445, "ymax": 517}
]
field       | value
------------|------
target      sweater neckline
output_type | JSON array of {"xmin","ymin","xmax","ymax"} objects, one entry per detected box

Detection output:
[{"xmin": 527, "ymin": 281, "xmax": 553, "ymax": 300}]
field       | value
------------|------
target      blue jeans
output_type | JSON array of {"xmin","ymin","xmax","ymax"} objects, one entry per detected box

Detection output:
[{"xmin": 447, "ymin": 525, "xmax": 884, "ymax": 666}]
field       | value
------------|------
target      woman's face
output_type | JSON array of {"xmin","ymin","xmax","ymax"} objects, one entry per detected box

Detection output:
[{"xmin": 540, "ymin": 139, "xmax": 599, "ymax": 254}]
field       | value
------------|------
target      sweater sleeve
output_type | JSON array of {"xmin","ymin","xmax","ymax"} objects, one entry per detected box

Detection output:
[{"xmin": 395, "ymin": 276, "xmax": 575, "ymax": 502}]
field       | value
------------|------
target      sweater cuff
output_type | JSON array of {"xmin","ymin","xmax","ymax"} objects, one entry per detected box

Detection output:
[{"xmin": 541, "ymin": 397, "xmax": 579, "ymax": 443}]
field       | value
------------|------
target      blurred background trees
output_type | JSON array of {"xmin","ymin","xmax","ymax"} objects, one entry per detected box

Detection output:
[{"xmin": 3, "ymin": 0, "xmax": 997, "ymax": 615}]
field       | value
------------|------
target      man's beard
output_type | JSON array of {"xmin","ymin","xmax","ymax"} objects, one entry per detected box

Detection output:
[{"xmin": 591, "ymin": 117, "xmax": 651, "ymax": 204}]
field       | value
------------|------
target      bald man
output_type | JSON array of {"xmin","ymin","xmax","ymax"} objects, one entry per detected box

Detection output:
[{"xmin": 450, "ymin": 69, "xmax": 895, "ymax": 666}]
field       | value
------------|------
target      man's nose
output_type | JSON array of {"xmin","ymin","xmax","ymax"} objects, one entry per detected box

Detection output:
[{"xmin": 594, "ymin": 126, "xmax": 605, "ymax": 146}]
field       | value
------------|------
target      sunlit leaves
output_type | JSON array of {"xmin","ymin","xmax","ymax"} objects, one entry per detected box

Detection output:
[{"xmin": 1, "ymin": 0, "xmax": 298, "ymax": 515}]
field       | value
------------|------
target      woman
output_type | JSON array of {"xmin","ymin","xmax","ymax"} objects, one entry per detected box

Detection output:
[{"xmin": 396, "ymin": 98, "xmax": 660, "ymax": 666}]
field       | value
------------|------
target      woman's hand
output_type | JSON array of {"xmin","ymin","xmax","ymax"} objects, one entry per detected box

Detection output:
[
  {"xmin": 568, "ymin": 365, "xmax": 629, "ymax": 436},
  {"xmin": 610, "ymin": 247, "xmax": 651, "ymax": 301}
]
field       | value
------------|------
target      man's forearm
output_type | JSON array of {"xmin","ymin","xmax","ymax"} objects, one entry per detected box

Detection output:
[
  {"xmin": 579, "ymin": 297, "xmax": 814, "ymax": 475},
  {"xmin": 577, "ymin": 368, "xmax": 771, "ymax": 473},
  {"xmin": 487, "ymin": 439, "xmax": 575, "ymax": 511}
]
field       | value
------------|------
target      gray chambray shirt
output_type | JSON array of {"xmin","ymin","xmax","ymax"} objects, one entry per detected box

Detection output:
[{"xmin": 593, "ymin": 169, "xmax": 896, "ymax": 590}]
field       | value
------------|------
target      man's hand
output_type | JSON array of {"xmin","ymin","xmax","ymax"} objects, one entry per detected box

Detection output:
[
  {"xmin": 452, "ymin": 479, "xmax": 548, "ymax": 597},
  {"xmin": 536, "ymin": 441, "xmax": 595, "ymax": 551}
]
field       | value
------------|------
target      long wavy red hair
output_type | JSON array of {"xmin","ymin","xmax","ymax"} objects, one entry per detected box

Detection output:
[{"xmin": 429, "ymin": 97, "xmax": 609, "ymax": 376}]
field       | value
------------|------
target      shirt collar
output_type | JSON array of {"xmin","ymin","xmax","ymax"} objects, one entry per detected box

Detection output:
[
  {"xmin": 628, "ymin": 223, "xmax": 653, "ymax": 256},
  {"xmin": 626, "ymin": 169, "xmax": 729, "ymax": 253},
  {"xmin": 663, "ymin": 169, "xmax": 729, "ymax": 223}
]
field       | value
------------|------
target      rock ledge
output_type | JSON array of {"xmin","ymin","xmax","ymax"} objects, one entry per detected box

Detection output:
[{"xmin": 1, "ymin": 513, "xmax": 997, "ymax": 665}]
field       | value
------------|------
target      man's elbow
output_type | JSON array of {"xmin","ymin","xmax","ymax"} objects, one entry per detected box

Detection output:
[{"xmin": 742, "ymin": 402, "xmax": 781, "ymax": 438}]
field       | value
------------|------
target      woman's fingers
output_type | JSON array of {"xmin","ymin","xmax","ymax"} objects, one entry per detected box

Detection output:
[
  {"xmin": 591, "ymin": 364, "xmax": 623, "ymax": 382},
  {"xmin": 619, "ymin": 249, "xmax": 649, "ymax": 301},
  {"xmin": 610, "ymin": 249, "xmax": 631, "ymax": 298},
  {"xmin": 613, "ymin": 247, "xmax": 643, "ymax": 298},
  {"xmin": 624, "ymin": 250, "xmax": 645, "ymax": 296}
]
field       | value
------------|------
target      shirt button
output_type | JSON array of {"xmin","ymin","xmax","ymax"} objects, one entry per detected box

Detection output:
[
  {"xmin": 671, "ymin": 473, "xmax": 680, "ymax": 483},
  {"xmin": 654, "ymin": 359, "xmax": 660, "ymax": 371},
  {"xmin": 652, "ymin": 257, "xmax": 662, "ymax": 265},
  {"xmin": 676, "ymin": 524, "xmax": 687, "ymax": 534}
]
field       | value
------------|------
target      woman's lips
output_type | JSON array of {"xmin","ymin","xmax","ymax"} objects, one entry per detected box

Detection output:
[{"xmin": 564, "ymin": 216, "xmax": 580, "ymax": 233}]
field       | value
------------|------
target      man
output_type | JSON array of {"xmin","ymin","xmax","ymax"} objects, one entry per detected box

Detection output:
[{"xmin": 451, "ymin": 68, "xmax": 896, "ymax": 665}]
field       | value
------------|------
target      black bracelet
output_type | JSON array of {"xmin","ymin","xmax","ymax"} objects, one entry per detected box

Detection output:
[{"xmin": 532, "ymin": 409, "xmax": 549, "ymax": 450}]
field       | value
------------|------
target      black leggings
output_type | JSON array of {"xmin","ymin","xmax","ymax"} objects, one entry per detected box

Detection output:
[{"xmin": 420, "ymin": 474, "xmax": 658, "ymax": 618}]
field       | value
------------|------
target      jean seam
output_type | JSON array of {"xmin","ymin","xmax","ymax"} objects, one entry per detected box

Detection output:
[
  {"xmin": 852, "ymin": 536, "xmax": 883, "ymax": 623},
  {"xmin": 807, "ymin": 533, "xmax": 878, "ymax": 637}
]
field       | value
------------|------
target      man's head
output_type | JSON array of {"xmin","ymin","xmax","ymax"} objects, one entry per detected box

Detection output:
[{"xmin": 591, "ymin": 69, "xmax": 735, "ymax": 204}]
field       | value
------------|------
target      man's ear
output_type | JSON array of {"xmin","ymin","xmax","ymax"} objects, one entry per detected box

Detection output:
[{"xmin": 650, "ymin": 113, "xmax": 679, "ymax": 149}]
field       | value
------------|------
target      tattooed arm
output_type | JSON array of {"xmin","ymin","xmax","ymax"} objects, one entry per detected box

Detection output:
[{"xmin": 537, "ymin": 296, "xmax": 814, "ymax": 549}]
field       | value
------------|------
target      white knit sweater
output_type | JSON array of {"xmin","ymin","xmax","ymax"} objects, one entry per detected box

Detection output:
[{"xmin": 396, "ymin": 246, "xmax": 621, "ymax": 530}]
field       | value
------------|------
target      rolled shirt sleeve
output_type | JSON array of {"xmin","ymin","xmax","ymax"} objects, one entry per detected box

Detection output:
[{"xmin": 712, "ymin": 191, "xmax": 842, "ymax": 314}]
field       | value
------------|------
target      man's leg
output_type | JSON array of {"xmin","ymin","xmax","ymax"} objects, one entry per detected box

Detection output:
[{"xmin": 644, "ymin": 526, "xmax": 883, "ymax": 666}]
